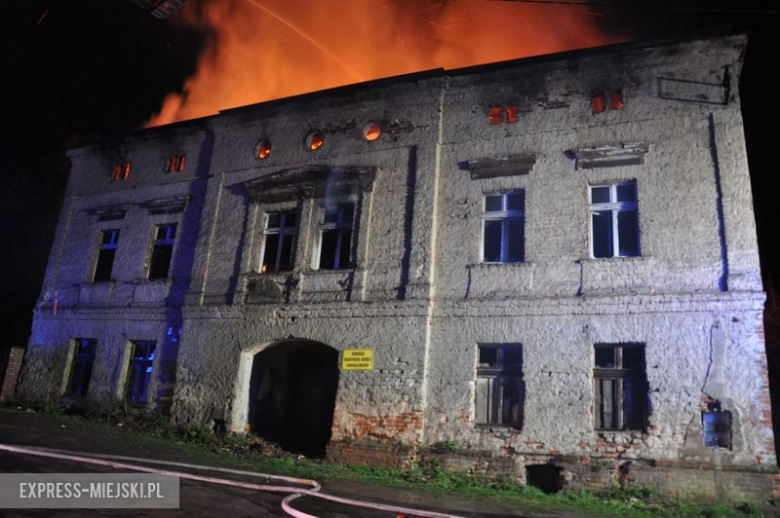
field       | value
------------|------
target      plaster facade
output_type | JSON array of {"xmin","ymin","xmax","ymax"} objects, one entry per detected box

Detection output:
[{"xmin": 19, "ymin": 33, "xmax": 778, "ymax": 500}]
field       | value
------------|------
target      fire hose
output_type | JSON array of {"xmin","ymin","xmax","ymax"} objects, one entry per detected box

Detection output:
[{"xmin": 0, "ymin": 443, "xmax": 464, "ymax": 518}]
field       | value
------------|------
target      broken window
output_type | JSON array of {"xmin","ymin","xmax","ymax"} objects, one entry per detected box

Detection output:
[
  {"xmin": 165, "ymin": 154, "xmax": 186, "ymax": 172},
  {"xmin": 126, "ymin": 341, "xmax": 156, "ymax": 404},
  {"xmin": 594, "ymin": 343, "xmax": 647, "ymax": 431},
  {"xmin": 67, "ymin": 338, "xmax": 97, "ymax": 397},
  {"xmin": 482, "ymin": 191, "xmax": 525, "ymax": 263},
  {"xmin": 148, "ymin": 224, "xmax": 176, "ymax": 280},
  {"xmin": 589, "ymin": 181, "xmax": 639, "ymax": 258},
  {"xmin": 317, "ymin": 202, "xmax": 354, "ymax": 270},
  {"xmin": 702, "ymin": 410, "xmax": 732, "ymax": 449},
  {"xmin": 475, "ymin": 344, "xmax": 524, "ymax": 428},
  {"xmin": 93, "ymin": 229, "xmax": 119, "ymax": 282},
  {"xmin": 255, "ymin": 140, "xmax": 272, "ymax": 160},
  {"xmin": 260, "ymin": 210, "xmax": 296, "ymax": 273}
]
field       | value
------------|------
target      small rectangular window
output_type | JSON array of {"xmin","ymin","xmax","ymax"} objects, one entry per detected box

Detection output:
[
  {"xmin": 476, "ymin": 344, "xmax": 524, "ymax": 428},
  {"xmin": 482, "ymin": 191, "xmax": 525, "ymax": 263},
  {"xmin": 165, "ymin": 154, "xmax": 187, "ymax": 173},
  {"xmin": 593, "ymin": 343, "xmax": 647, "ymax": 431},
  {"xmin": 318, "ymin": 202, "xmax": 354, "ymax": 270},
  {"xmin": 589, "ymin": 182, "xmax": 639, "ymax": 258},
  {"xmin": 148, "ymin": 224, "xmax": 176, "ymax": 280},
  {"xmin": 112, "ymin": 163, "xmax": 131, "ymax": 181},
  {"xmin": 67, "ymin": 338, "xmax": 97, "ymax": 397},
  {"xmin": 126, "ymin": 341, "xmax": 156, "ymax": 404},
  {"xmin": 260, "ymin": 210, "xmax": 297, "ymax": 273},
  {"xmin": 93, "ymin": 229, "xmax": 119, "ymax": 282}
]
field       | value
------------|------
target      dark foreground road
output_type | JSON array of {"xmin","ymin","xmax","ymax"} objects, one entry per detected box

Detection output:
[{"xmin": 0, "ymin": 409, "xmax": 569, "ymax": 518}]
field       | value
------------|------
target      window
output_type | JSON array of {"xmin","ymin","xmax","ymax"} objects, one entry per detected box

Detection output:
[
  {"xmin": 593, "ymin": 344, "xmax": 647, "ymax": 431},
  {"xmin": 591, "ymin": 91, "xmax": 624, "ymax": 114},
  {"xmin": 317, "ymin": 202, "xmax": 354, "ymax": 270},
  {"xmin": 112, "ymin": 163, "xmax": 131, "ymax": 181},
  {"xmin": 260, "ymin": 210, "xmax": 296, "ymax": 273},
  {"xmin": 93, "ymin": 229, "xmax": 119, "ymax": 282},
  {"xmin": 165, "ymin": 154, "xmax": 186, "ymax": 172},
  {"xmin": 589, "ymin": 182, "xmax": 639, "ymax": 258},
  {"xmin": 67, "ymin": 338, "xmax": 97, "ymax": 397},
  {"xmin": 482, "ymin": 191, "xmax": 525, "ymax": 263},
  {"xmin": 126, "ymin": 341, "xmax": 156, "ymax": 404},
  {"xmin": 148, "ymin": 224, "xmax": 176, "ymax": 280},
  {"xmin": 475, "ymin": 344, "xmax": 524, "ymax": 428}
]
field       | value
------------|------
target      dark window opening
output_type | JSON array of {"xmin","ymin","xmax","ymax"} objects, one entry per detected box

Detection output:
[
  {"xmin": 248, "ymin": 341, "xmax": 339, "ymax": 457},
  {"xmin": 68, "ymin": 338, "xmax": 97, "ymax": 397},
  {"xmin": 93, "ymin": 229, "xmax": 119, "ymax": 282},
  {"xmin": 476, "ymin": 344, "xmax": 524, "ymax": 428},
  {"xmin": 590, "ymin": 182, "xmax": 639, "ymax": 259},
  {"xmin": 261, "ymin": 210, "xmax": 297, "ymax": 273},
  {"xmin": 594, "ymin": 344, "xmax": 647, "ymax": 431},
  {"xmin": 318, "ymin": 202, "xmax": 354, "ymax": 270},
  {"xmin": 148, "ymin": 224, "xmax": 176, "ymax": 280},
  {"xmin": 126, "ymin": 341, "xmax": 156, "ymax": 404},
  {"xmin": 482, "ymin": 191, "xmax": 525, "ymax": 263},
  {"xmin": 526, "ymin": 465, "xmax": 563, "ymax": 494},
  {"xmin": 703, "ymin": 410, "xmax": 732, "ymax": 449}
]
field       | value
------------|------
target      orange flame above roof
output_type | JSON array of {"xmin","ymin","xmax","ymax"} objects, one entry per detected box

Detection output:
[{"xmin": 146, "ymin": 0, "xmax": 621, "ymax": 127}]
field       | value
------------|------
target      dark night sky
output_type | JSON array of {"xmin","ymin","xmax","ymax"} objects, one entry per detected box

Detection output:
[{"xmin": 2, "ymin": 0, "xmax": 779, "ymax": 345}]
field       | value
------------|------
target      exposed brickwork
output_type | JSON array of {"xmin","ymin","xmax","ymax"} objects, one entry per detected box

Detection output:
[{"xmin": 0, "ymin": 347, "xmax": 25, "ymax": 402}]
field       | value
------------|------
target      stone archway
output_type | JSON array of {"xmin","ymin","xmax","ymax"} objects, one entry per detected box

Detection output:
[{"xmin": 243, "ymin": 340, "xmax": 339, "ymax": 457}]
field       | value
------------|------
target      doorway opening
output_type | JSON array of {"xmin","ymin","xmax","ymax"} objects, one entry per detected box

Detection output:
[{"xmin": 247, "ymin": 340, "xmax": 339, "ymax": 457}]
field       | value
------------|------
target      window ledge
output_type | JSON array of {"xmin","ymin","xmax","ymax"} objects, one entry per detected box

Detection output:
[
  {"xmin": 579, "ymin": 256, "xmax": 648, "ymax": 264},
  {"xmin": 81, "ymin": 281, "xmax": 117, "ymax": 286},
  {"xmin": 468, "ymin": 262, "xmax": 535, "ymax": 270},
  {"xmin": 475, "ymin": 423, "xmax": 522, "ymax": 431},
  {"xmin": 134, "ymin": 278, "xmax": 173, "ymax": 284},
  {"xmin": 305, "ymin": 268, "xmax": 356, "ymax": 276}
]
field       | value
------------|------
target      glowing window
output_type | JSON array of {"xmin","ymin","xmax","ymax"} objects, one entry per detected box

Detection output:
[
  {"xmin": 488, "ymin": 106, "xmax": 503, "ymax": 125},
  {"xmin": 476, "ymin": 344, "xmax": 524, "ymax": 428},
  {"xmin": 255, "ymin": 140, "xmax": 272, "ymax": 160},
  {"xmin": 589, "ymin": 181, "xmax": 639, "ymax": 258},
  {"xmin": 609, "ymin": 91, "xmax": 624, "ymax": 110},
  {"xmin": 166, "ymin": 154, "xmax": 186, "ymax": 172},
  {"xmin": 260, "ymin": 210, "xmax": 296, "ymax": 273},
  {"xmin": 363, "ymin": 123, "xmax": 381, "ymax": 141},
  {"xmin": 591, "ymin": 93, "xmax": 606, "ymax": 114},
  {"xmin": 506, "ymin": 105, "xmax": 520, "ymax": 123},
  {"xmin": 482, "ymin": 191, "xmax": 525, "ymax": 264},
  {"xmin": 112, "ymin": 163, "xmax": 131, "ymax": 181},
  {"xmin": 306, "ymin": 131, "xmax": 325, "ymax": 151},
  {"xmin": 93, "ymin": 229, "xmax": 119, "ymax": 282},
  {"xmin": 126, "ymin": 341, "xmax": 156, "ymax": 405}
]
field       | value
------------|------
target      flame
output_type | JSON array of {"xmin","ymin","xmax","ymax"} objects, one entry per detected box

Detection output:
[{"xmin": 146, "ymin": 0, "xmax": 622, "ymax": 127}]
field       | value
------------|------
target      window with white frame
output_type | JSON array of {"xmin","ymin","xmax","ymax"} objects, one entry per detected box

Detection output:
[
  {"xmin": 589, "ymin": 181, "xmax": 639, "ymax": 258},
  {"xmin": 93, "ymin": 229, "xmax": 119, "ymax": 282},
  {"xmin": 482, "ymin": 191, "xmax": 525, "ymax": 263},
  {"xmin": 475, "ymin": 344, "xmax": 524, "ymax": 428},
  {"xmin": 260, "ymin": 210, "xmax": 297, "ymax": 273},
  {"xmin": 317, "ymin": 201, "xmax": 354, "ymax": 270}
]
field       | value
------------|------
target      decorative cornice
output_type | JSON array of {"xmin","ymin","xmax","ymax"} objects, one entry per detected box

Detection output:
[
  {"xmin": 570, "ymin": 142, "xmax": 649, "ymax": 169},
  {"xmin": 244, "ymin": 166, "xmax": 377, "ymax": 203},
  {"xmin": 466, "ymin": 155, "xmax": 536, "ymax": 180}
]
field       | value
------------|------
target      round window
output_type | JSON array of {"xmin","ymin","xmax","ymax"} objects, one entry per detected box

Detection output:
[
  {"xmin": 363, "ymin": 123, "xmax": 381, "ymax": 142},
  {"xmin": 306, "ymin": 131, "xmax": 325, "ymax": 151},
  {"xmin": 255, "ymin": 139, "xmax": 272, "ymax": 160}
]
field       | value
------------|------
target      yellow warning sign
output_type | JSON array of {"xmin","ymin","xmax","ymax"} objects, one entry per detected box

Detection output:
[{"xmin": 342, "ymin": 349, "xmax": 374, "ymax": 371}]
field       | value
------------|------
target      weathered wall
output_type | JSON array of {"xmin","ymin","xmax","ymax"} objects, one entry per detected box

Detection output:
[{"xmin": 17, "ymin": 32, "xmax": 777, "ymax": 501}]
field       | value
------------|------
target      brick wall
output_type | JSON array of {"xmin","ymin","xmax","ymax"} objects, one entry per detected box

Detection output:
[{"xmin": 0, "ymin": 346, "xmax": 25, "ymax": 401}]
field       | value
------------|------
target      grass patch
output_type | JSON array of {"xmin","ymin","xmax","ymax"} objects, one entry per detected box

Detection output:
[{"xmin": 2, "ymin": 402, "xmax": 767, "ymax": 517}]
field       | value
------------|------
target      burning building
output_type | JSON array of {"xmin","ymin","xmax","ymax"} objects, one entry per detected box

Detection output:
[{"xmin": 19, "ymin": 32, "xmax": 778, "ymax": 500}]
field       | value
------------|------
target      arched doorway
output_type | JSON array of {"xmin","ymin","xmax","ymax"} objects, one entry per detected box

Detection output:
[{"xmin": 247, "ymin": 340, "xmax": 339, "ymax": 457}]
